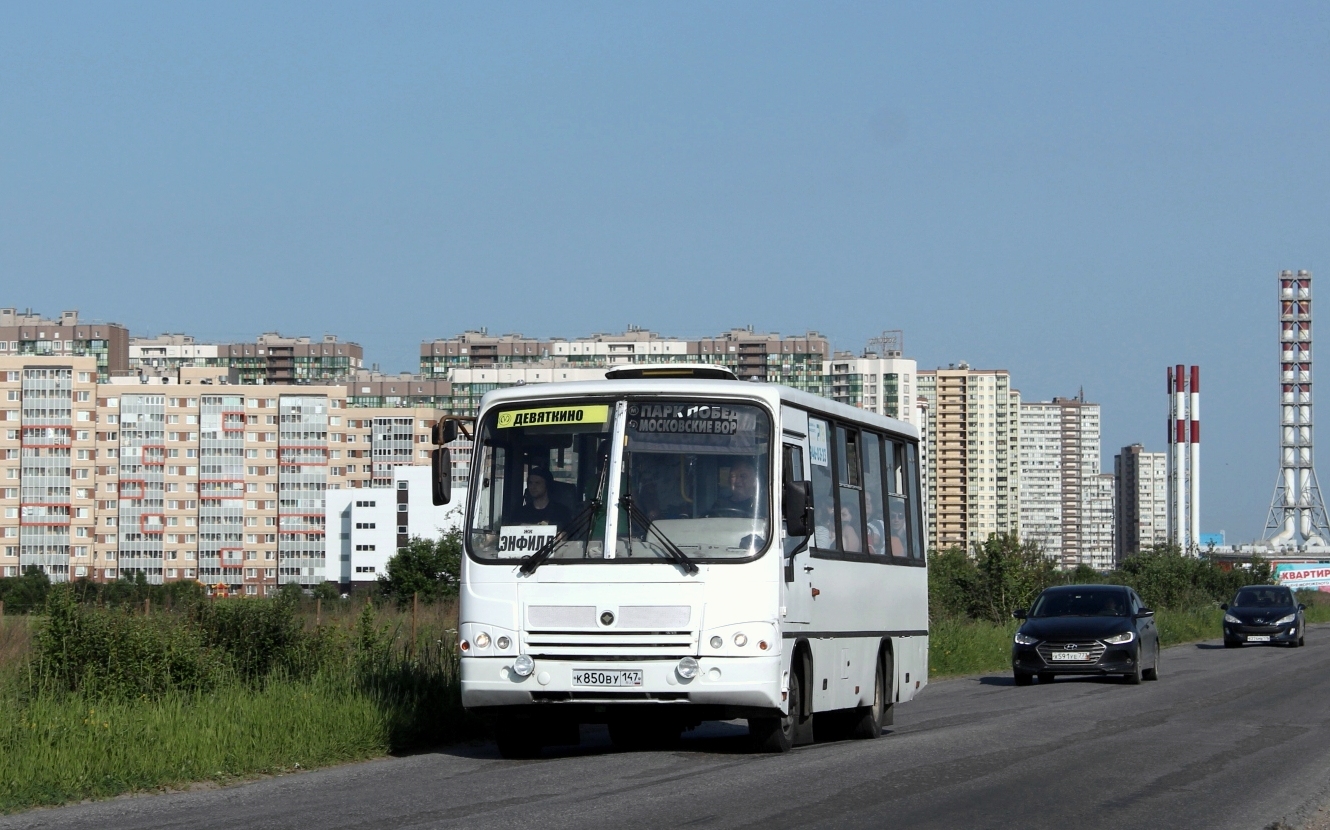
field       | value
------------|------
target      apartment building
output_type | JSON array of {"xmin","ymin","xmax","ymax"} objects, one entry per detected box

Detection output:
[
  {"xmin": 420, "ymin": 327, "xmax": 832, "ymax": 397},
  {"xmin": 0, "ymin": 309, "xmax": 129, "ymax": 381},
  {"xmin": 1017, "ymin": 395, "xmax": 1110, "ymax": 569},
  {"xmin": 325, "ymin": 465, "xmax": 466, "ymax": 588},
  {"xmin": 917, "ymin": 365, "xmax": 1020, "ymax": 552},
  {"xmin": 1018, "ymin": 402, "xmax": 1062, "ymax": 556},
  {"xmin": 1084, "ymin": 473, "xmax": 1116, "ymax": 571},
  {"xmin": 0, "ymin": 355, "xmax": 438, "ymax": 594},
  {"xmin": 826, "ymin": 332, "xmax": 919, "ymax": 427},
  {"xmin": 130, "ymin": 333, "xmax": 364, "ymax": 385},
  {"xmin": 1114, "ymin": 444, "xmax": 1169, "ymax": 564}
]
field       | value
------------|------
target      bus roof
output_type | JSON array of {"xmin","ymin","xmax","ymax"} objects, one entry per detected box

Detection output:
[{"xmin": 477, "ymin": 377, "xmax": 920, "ymax": 440}]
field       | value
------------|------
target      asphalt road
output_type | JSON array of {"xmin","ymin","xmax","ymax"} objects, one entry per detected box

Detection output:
[{"xmin": 8, "ymin": 629, "xmax": 1330, "ymax": 830}]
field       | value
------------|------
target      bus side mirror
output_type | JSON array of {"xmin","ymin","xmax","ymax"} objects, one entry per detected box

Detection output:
[
  {"xmin": 782, "ymin": 479, "xmax": 813, "ymax": 537},
  {"xmin": 432, "ymin": 447, "xmax": 451, "ymax": 506},
  {"xmin": 432, "ymin": 419, "xmax": 459, "ymax": 446}
]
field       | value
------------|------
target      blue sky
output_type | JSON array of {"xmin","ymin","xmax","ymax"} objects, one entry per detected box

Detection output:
[{"xmin": 3, "ymin": 2, "xmax": 1329, "ymax": 541}]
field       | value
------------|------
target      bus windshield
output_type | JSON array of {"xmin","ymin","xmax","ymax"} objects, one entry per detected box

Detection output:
[{"xmin": 467, "ymin": 398, "xmax": 772, "ymax": 564}]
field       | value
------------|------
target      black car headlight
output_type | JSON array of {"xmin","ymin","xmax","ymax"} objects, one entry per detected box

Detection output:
[
  {"xmin": 1014, "ymin": 632, "xmax": 1039, "ymax": 646},
  {"xmin": 1223, "ymin": 613, "xmax": 1241, "ymax": 625},
  {"xmin": 1102, "ymin": 631, "xmax": 1135, "ymax": 645},
  {"xmin": 1275, "ymin": 613, "xmax": 1297, "ymax": 626}
]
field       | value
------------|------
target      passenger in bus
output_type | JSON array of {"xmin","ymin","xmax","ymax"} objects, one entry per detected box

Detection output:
[
  {"xmin": 864, "ymin": 500, "xmax": 886, "ymax": 555},
  {"xmin": 839, "ymin": 506, "xmax": 862, "ymax": 553},
  {"xmin": 636, "ymin": 461, "xmax": 689, "ymax": 521},
  {"xmin": 513, "ymin": 467, "xmax": 572, "ymax": 528},
  {"xmin": 888, "ymin": 504, "xmax": 907, "ymax": 557},
  {"xmin": 708, "ymin": 458, "xmax": 766, "ymax": 517},
  {"xmin": 813, "ymin": 502, "xmax": 836, "ymax": 549}
]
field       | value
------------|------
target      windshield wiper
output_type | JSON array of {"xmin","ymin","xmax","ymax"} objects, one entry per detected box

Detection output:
[
  {"xmin": 518, "ymin": 498, "xmax": 602, "ymax": 576},
  {"xmin": 621, "ymin": 493, "xmax": 700, "ymax": 575}
]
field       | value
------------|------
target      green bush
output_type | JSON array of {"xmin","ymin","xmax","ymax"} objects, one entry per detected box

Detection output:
[{"xmin": 378, "ymin": 531, "xmax": 462, "ymax": 606}]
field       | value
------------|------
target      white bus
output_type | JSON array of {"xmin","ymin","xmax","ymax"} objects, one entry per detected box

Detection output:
[{"xmin": 432, "ymin": 365, "xmax": 928, "ymax": 756}]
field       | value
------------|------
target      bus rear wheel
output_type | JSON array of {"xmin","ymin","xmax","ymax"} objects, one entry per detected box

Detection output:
[{"xmin": 851, "ymin": 655, "xmax": 889, "ymax": 739}]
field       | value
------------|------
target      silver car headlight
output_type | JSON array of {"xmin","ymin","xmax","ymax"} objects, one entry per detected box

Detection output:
[
  {"xmin": 1224, "ymin": 613, "xmax": 1241, "ymax": 625},
  {"xmin": 1013, "ymin": 632, "xmax": 1039, "ymax": 646},
  {"xmin": 1102, "ymin": 631, "xmax": 1135, "ymax": 645},
  {"xmin": 1275, "ymin": 613, "xmax": 1297, "ymax": 626}
]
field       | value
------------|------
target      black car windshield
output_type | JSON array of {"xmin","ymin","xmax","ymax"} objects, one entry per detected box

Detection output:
[
  {"xmin": 466, "ymin": 398, "xmax": 772, "ymax": 563},
  {"xmin": 1030, "ymin": 589, "xmax": 1130, "ymax": 618},
  {"xmin": 1233, "ymin": 587, "xmax": 1294, "ymax": 608}
]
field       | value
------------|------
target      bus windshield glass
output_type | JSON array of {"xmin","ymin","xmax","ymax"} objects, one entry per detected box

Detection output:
[{"xmin": 466, "ymin": 399, "xmax": 772, "ymax": 563}]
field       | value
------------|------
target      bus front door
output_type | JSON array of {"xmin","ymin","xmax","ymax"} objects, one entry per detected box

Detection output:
[{"xmin": 782, "ymin": 440, "xmax": 813, "ymax": 625}]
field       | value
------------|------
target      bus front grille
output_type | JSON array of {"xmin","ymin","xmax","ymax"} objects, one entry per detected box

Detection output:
[{"xmin": 523, "ymin": 630, "xmax": 696, "ymax": 659}]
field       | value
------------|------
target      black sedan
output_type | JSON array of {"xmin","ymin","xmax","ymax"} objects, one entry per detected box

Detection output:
[
  {"xmin": 1222, "ymin": 585, "xmax": 1305, "ymax": 648},
  {"xmin": 1011, "ymin": 584, "xmax": 1160, "ymax": 686}
]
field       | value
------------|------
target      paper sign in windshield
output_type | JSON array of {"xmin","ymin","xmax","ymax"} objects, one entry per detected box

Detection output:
[
  {"xmin": 497, "ymin": 405, "xmax": 609, "ymax": 429},
  {"xmin": 808, "ymin": 420, "xmax": 830, "ymax": 467},
  {"xmin": 498, "ymin": 525, "xmax": 560, "ymax": 556}
]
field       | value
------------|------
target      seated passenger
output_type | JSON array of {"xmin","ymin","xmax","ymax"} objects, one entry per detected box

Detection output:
[
  {"xmin": 513, "ymin": 467, "xmax": 572, "ymax": 529},
  {"xmin": 709, "ymin": 459, "xmax": 766, "ymax": 517}
]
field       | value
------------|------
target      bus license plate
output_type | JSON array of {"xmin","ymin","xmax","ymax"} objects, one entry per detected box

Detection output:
[
  {"xmin": 1050, "ymin": 652, "xmax": 1092, "ymax": 661},
  {"xmin": 572, "ymin": 669, "xmax": 644, "ymax": 687}
]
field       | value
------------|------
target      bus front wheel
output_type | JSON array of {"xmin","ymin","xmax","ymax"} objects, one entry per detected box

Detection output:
[{"xmin": 751, "ymin": 667, "xmax": 809, "ymax": 752}]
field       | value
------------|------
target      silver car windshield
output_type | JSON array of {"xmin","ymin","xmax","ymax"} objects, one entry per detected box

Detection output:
[{"xmin": 466, "ymin": 399, "xmax": 772, "ymax": 563}]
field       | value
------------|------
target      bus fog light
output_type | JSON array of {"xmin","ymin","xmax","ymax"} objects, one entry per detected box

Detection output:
[
  {"xmin": 733, "ymin": 633, "xmax": 748, "ymax": 647},
  {"xmin": 474, "ymin": 632, "xmax": 491, "ymax": 649},
  {"xmin": 496, "ymin": 636, "xmax": 511, "ymax": 650},
  {"xmin": 677, "ymin": 657, "xmax": 700, "ymax": 679},
  {"xmin": 513, "ymin": 655, "xmax": 535, "ymax": 677},
  {"xmin": 710, "ymin": 636, "xmax": 723, "ymax": 649}
]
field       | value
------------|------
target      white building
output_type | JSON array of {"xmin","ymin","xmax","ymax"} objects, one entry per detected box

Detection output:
[
  {"xmin": 325, "ymin": 465, "xmax": 466, "ymax": 588},
  {"xmin": 1018, "ymin": 395, "xmax": 1107, "ymax": 569},
  {"xmin": 827, "ymin": 350, "xmax": 919, "ymax": 428}
]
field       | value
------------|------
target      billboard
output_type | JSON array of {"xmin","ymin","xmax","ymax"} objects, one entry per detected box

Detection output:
[{"xmin": 1274, "ymin": 563, "xmax": 1330, "ymax": 592}]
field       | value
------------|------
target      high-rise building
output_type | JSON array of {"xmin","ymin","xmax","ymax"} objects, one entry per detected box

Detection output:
[
  {"xmin": 0, "ymin": 309, "xmax": 129, "ymax": 381},
  {"xmin": 420, "ymin": 327, "xmax": 832, "ymax": 396},
  {"xmin": 1083, "ymin": 473, "xmax": 1116, "ymax": 571},
  {"xmin": 1114, "ymin": 444, "xmax": 1169, "ymax": 563},
  {"xmin": 129, "ymin": 333, "xmax": 364, "ymax": 385},
  {"xmin": 917, "ymin": 365, "xmax": 1020, "ymax": 552},
  {"xmin": 1018, "ymin": 395, "xmax": 1104, "ymax": 568},
  {"xmin": 1018, "ymin": 402, "xmax": 1062, "ymax": 557},
  {"xmin": 826, "ymin": 331, "xmax": 919, "ymax": 428}
]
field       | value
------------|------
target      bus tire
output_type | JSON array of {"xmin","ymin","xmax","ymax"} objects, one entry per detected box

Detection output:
[
  {"xmin": 494, "ymin": 716, "xmax": 543, "ymax": 760},
  {"xmin": 851, "ymin": 653, "xmax": 890, "ymax": 739},
  {"xmin": 750, "ymin": 664, "xmax": 807, "ymax": 752}
]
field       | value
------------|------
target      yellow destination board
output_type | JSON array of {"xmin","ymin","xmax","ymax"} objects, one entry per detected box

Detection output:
[{"xmin": 496, "ymin": 405, "xmax": 610, "ymax": 429}]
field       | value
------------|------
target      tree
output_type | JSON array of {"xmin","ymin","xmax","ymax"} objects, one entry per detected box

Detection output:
[
  {"xmin": 0, "ymin": 566, "xmax": 51, "ymax": 613},
  {"xmin": 379, "ymin": 530, "xmax": 462, "ymax": 604},
  {"xmin": 970, "ymin": 532, "xmax": 1058, "ymax": 623}
]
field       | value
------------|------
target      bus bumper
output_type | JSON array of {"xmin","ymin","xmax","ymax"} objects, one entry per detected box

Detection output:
[{"xmin": 461, "ymin": 654, "xmax": 785, "ymax": 715}]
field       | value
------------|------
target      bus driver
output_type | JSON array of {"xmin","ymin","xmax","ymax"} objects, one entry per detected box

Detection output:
[
  {"xmin": 514, "ymin": 466, "xmax": 572, "ymax": 528},
  {"xmin": 709, "ymin": 458, "xmax": 765, "ymax": 517}
]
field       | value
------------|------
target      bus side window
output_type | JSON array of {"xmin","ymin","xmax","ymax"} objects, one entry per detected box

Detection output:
[
  {"xmin": 835, "ymin": 426, "xmax": 864, "ymax": 553},
  {"xmin": 904, "ymin": 442, "xmax": 923, "ymax": 559},
  {"xmin": 885, "ymin": 441, "xmax": 908, "ymax": 559},
  {"xmin": 808, "ymin": 418, "xmax": 836, "ymax": 550},
  {"xmin": 861, "ymin": 432, "xmax": 887, "ymax": 556}
]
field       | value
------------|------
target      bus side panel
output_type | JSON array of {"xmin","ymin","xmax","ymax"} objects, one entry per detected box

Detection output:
[{"xmin": 894, "ymin": 635, "xmax": 928, "ymax": 703}]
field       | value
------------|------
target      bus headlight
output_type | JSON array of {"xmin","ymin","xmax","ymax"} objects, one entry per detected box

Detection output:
[
  {"xmin": 496, "ymin": 636, "xmax": 511, "ymax": 650},
  {"xmin": 512, "ymin": 655, "xmax": 535, "ymax": 677},
  {"xmin": 733, "ymin": 633, "xmax": 748, "ymax": 647},
  {"xmin": 474, "ymin": 632, "xmax": 491, "ymax": 649},
  {"xmin": 710, "ymin": 636, "xmax": 723, "ymax": 649},
  {"xmin": 677, "ymin": 657, "xmax": 700, "ymax": 679}
]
